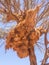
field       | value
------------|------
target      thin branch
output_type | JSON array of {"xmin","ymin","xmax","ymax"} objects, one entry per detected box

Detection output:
[
  {"xmin": 41, "ymin": 33, "xmax": 49, "ymax": 65},
  {"xmin": 36, "ymin": 2, "xmax": 49, "ymax": 23},
  {"xmin": 41, "ymin": 48, "xmax": 49, "ymax": 65}
]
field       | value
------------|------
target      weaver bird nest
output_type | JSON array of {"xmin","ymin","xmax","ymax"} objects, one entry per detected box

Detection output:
[{"xmin": 5, "ymin": 20, "xmax": 44, "ymax": 58}]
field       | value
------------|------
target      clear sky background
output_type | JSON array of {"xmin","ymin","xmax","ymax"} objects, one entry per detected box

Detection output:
[{"xmin": 0, "ymin": 0, "xmax": 49, "ymax": 65}]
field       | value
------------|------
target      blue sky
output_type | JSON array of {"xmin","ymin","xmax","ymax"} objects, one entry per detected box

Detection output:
[{"xmin": 0, "ymin": 0, "xmax": 49, "ymax": 65}]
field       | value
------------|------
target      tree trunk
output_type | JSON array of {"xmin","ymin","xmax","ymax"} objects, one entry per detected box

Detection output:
[{"xmin": 29, "ymin": 47, "xmax": 37, "ymax": 65}]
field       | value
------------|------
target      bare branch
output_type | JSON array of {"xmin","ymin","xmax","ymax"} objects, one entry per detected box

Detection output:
[{"xmin": 41, "ymin": 48, "xmax": 49, "ymax": 65}]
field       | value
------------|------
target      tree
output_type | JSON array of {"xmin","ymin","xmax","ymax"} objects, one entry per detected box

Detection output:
[{"xmin": 0, "ymin": 0, "xmax": 49, "ymax": 65}]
